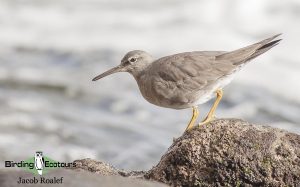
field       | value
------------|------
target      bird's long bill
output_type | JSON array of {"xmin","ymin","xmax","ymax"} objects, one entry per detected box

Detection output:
[{"xmin": 92, "ymin": 65, "xmax": 123, "ymax": 81}]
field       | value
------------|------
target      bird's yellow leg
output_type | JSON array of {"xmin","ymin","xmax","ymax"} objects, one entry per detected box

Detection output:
[
  {"xmin": 185, "ymin": 106, "xmax": 199, "ymax": 131},
  {"xmin": 199, "ymin": 89, "xmax": 223, "ymax": 126}
]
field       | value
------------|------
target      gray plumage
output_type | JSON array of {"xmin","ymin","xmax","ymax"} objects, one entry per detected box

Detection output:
[{"xmin": 93, "ymin": 34, "xmax": 281, "ymax": 110}]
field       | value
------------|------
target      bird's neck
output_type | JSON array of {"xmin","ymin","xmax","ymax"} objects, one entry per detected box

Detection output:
[{"xmin": 129, "ymin": 63, "xmax": 151, "ymax": 79}]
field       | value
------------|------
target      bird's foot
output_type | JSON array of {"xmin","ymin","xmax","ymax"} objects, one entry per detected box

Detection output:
[
  {"xmin": 198, "ymin": 121, "xmax": 209, "ymax": 126},
  {"xmin": 198, "ymin": 115, "xmax": 217, "ymax": 126}
]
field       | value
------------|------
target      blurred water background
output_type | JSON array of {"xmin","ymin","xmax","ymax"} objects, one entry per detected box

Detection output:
[{"xmin": 0, "ymin": 0, "xmax": 299, "ymax": 171}]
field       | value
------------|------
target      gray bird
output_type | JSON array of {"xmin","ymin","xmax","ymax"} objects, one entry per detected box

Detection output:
[{"xmin": 93, "ymin": 34, "xmax": 281, "ymax": 131}]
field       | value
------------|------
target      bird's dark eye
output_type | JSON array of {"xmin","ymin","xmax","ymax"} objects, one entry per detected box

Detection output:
[{"xmin": 129, "ymin": 57, "xmax": 137, "ymax": 63}]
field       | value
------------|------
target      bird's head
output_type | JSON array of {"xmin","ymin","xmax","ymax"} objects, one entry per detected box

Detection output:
[{"xmin": 92, "ymin": 50, "xmax": 153, "ymax": 81}]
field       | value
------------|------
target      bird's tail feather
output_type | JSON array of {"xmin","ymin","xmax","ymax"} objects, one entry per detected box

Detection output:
[
  {"xmin": 246, "ymin": 39, "xmax": 281, "ymax": 62},
  {"xmin": 216, "ymin": 34, "xmax": 282, "ymax": 65}
]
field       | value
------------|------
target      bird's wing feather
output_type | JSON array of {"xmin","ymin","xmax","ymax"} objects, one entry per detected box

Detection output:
[
  {"xmin": 216, "ymin": 34, "xmax": 281, "ymax": 65},
  {"xmin": 149, "ymin": 51, "xmax": 233, "ymax": 103},
  {"xmin": 153, "ymin": 51, "xmax": 233, "ymax": 87}
]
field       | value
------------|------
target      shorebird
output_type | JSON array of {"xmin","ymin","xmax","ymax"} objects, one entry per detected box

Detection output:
[{"xmin": 92, "ymin": 34, "xmax": 281, "ymax": 131}]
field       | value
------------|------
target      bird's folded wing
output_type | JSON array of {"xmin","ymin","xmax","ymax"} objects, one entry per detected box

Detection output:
[{"xmin": 150, "ymin": 52, "xmax": 234, "ymax": 100}]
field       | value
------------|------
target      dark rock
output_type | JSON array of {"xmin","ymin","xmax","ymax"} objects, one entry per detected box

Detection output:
[
  {"xmin": 145, "ymin": 119, "xmax": 300, "ymax": 187},
  {"xmin": 72, "ymin": 158, "xmax": 119, "ymax": 175},
  {"xmin": 71, "ymin": 158, "xmax": 146, "ymax": 178}
]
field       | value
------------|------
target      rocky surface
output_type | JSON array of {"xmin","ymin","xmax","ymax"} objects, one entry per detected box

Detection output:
[
  {"xmin": 146, "ymin": 119, "xmax": 300, "ymax": 186},
  {"xmin": 72, "ymin": 158, "xmax": 145, "ymax": 177},
  {"xmin": 1, "ymin": 119, "xmax": 299, "ymax": 187},
  {"xmin": 71, "ymin": 158, "xmax": 120, "ymax": 175}
]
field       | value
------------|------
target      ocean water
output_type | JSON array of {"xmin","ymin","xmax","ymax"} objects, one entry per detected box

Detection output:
[{"xmin": 0, "ymin": 0, "xmax": 299, "ymax": 171}]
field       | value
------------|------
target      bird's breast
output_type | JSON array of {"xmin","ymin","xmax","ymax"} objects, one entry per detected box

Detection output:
[{"xmin": 135, "ymin": 74, "xmax": 194, "ymax": 109}]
